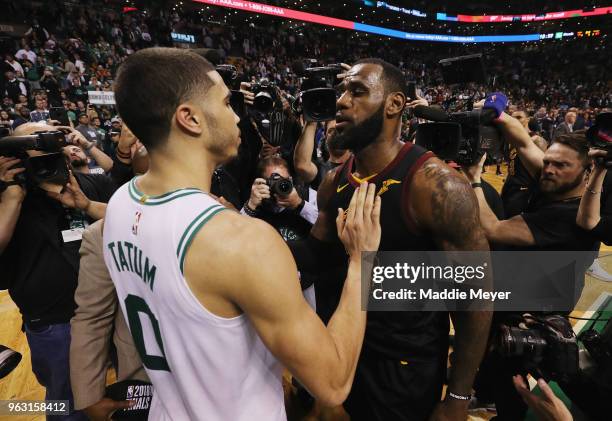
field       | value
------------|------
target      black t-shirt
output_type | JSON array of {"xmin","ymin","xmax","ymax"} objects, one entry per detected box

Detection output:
[
  {"xmin": 0, "ymin": 172, "xmax": 117, "ymax": 326},
  {"xmin": 521, "ymin": 193, "xmax": 599, "ymax": 252},
  {"xmin": 591, "ymin": 215, "xmax": 611, "ymax": 245}
]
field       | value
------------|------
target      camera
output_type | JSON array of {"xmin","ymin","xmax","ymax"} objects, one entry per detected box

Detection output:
[
  {"xmin": 413, "ymin": 54, "xmax": 502, "ymax": 165},
  {"xmin": 297, "ymin": 63, "xmax": 343, "ymax": 122},
  {"xmin": 266, "ymin": 172, "xmax": 293, "ymax": 197},
  {"xmin": 251, "ymin": 78, "xmax": 279, "ymax": 114},
  {"xmin": 414, "ymin": 107, "xmax": 503, "ymax": 165},
  {"xmin": 494, "ymin": 314, "xmax": 579, "ymax": 383},
  {"xmin": 0, "ymin": 130, "xmax": 70, "ymax": 189},
  {"xmin": 215, "ymin": 64, "xmax": 246, "ymax": 118},
  {"xmin": 586, "ymin": 111, "xmax": 612, "ymax": 166}
]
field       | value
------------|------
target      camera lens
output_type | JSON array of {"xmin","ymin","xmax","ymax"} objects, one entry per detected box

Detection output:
[
  {"xmin": 254, "ymin": 92, "xmax": 274, "ymax": 113},
  {"xmin": 278, "ymin": 179, "xmax": 293, "ymax": 195}
]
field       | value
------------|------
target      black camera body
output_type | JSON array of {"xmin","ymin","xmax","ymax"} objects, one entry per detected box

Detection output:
[
  {"xmin": 0, "ymin": 130, "xmax": 70, "ymax": 189},
  {"xmin": 299, "ymin": 64, "xmax": 343, "ymax": 122},
  {"xmin": 266, "ymin": 172, "xmax": 293, "ymax": 197},
  {"xmin": 494, "ymin": 314, "xmax": 579, "ymax": 383},
  {"xmin": 251, "ymin": 78, "xmax": 279, "ymax": 114},
  {"xmin": 586, "ymin": 111, "xmax": 612, "ymax": 166},
  {"xmin": 415, "ymin": 108, "xmax": 503, "ymax": 165}
]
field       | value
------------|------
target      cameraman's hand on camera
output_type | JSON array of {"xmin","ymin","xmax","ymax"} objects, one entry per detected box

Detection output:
[
  {"xmin": 336, "ymin": 182, "xmax": 381, "ymax": 260},
  {"xmin": 0, "ymin": 156, "xmax": 26, "ymax": 203},
  {"xmin": 47, "ymin": 172, "xmax": 91, "ymax": 211},
  {"xmin": 275, "ymin": 188, "xmax": 302, "ymax": 210},
  {"xmin": 513, "ymin": 375, "xmax": 572, "ymax": 421},
  {"xmin": 58, "ymin": 126, "xmax": 93, "ymax": 150},
  {"xmin": 406, "ymin": 95, "xmax": 428, "ymax": 109},
  {"xmin": 589, "ymin": 148, "xmax": 609, "ymax": 171},
  {"xmin": 240, "ymin": 82, "xmax": 255, "ymax": 106},
  {"xmin": 260, "ymin": 141, "xmax": 280, "ymax": 159},
  {"xmin": 462, "ymin": 153, "xmax": 487, "ymax": 184},
  {"xmin": 247, "ymin": 178, "xmax": 271, "ymax": 210},
  {"xmin": 336, "ymin": 63, "xmax": 352, "ymax": 80}
]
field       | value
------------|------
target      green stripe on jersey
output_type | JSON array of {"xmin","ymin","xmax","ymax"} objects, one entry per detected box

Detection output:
[
  {"xmin": 177, "ymin": 206, "xmax": 227, "ymax": 275},
  {"xmin": 128, "ymin": 178, "xmax": 202, "ymax": 205}
]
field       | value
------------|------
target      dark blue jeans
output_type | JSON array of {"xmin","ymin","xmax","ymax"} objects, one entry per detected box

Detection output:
[{"xmin": 25, "ymin": 322, "xmax": 87, "ymax": 421}]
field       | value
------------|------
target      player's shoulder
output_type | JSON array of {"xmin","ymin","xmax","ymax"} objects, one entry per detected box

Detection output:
[
  {"xmin": 190, "ymin": 208, "xmax": 285, "ymax": 257},
  {"xmin": 412, "ymin": 156, "xmax": 469, "ymax": 192}
]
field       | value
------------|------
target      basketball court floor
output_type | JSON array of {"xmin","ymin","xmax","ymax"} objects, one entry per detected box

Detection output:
[{"xmin": 1, "ymin": 166, "xmax": 610, "ymax": 421}]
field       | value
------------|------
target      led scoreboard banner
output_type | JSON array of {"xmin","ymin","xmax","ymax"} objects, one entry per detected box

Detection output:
[
  {"xmin": 194, "ymin": 0, "xmax": 602, "ymax": 43},
  {"xmin": 437, "ymin": 6, "xmax": 612, "ymax": 23}
]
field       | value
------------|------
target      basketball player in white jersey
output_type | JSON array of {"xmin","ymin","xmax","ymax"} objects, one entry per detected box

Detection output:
[{"xmin": 103, "ymin": 48, "xmax": 381, "ymax": 420}]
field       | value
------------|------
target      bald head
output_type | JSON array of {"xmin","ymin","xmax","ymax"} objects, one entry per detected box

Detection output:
[{"xmin": 565, "ymin": 112, "xmax": 576, "ymax": 125}]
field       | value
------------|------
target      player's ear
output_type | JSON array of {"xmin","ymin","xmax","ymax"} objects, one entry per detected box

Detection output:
[
  {"xmin": 175, "ymin": 103, "xmax": 204, "ymax": 136},
  {"xmin": 386, "ymin": 92, "xmax": 406, "ymax": 118}
]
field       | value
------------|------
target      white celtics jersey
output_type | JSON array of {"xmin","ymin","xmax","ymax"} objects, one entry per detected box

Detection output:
[{"xmin": 103, "ymin": 178, "xmax": 286, "ymax": 421}]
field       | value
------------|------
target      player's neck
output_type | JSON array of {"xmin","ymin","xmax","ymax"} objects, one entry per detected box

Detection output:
[
  {"xmin": 353, "ymin": 137, "xmax": 404, "ymax": 178},
  {"xmin": 138, "ymin": 150, "xmax": 217, "ymax": 195}
]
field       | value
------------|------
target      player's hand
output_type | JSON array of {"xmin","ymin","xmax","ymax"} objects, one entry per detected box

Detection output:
[
  {"xmin": 427, "ymin": 399, "xmax": 468, "ymax": 421},
  {"xmin": 0, "ymin": 156, "xmax": 26, "ymax": 202},
  {"xmin": 513, "ymin": 375, "xmax": 573, "ymax": 421},
  {"xmin": 247, "ymin": 178, "xmax": 271, "ymax": 210},
  {"xmin": 336, "ymin": 182, "xmax": 381, "ymax": 259},
  {"xmin": 83, "ymin": 397, "xmax": 134, "ymax": 421}
]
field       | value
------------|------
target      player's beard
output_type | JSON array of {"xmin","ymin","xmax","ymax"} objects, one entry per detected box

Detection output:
[{"xmin": 330, "ymin": 104, "xmax": 385, "ymax": 153}]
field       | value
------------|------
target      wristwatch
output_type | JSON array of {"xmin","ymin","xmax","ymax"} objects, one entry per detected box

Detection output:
[{"xmin": 471, "ymin": 182, "xmax": 483, "ymax": 189}]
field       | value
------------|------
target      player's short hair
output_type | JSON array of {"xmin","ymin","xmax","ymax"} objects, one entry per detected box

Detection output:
[
  {"xmin": 354, "ymin": 58, "xmax": 406, "ymax": 97},
  {"xmin": 114, "ymin": 47, "xmax": 215, "ymax": 151}
]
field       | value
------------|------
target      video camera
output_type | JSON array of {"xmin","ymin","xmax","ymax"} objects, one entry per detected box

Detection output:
[
  {"xmin": 0, "ymin": 130, "xmax": 70, "ymax": 191},
  {"xmin": 293, "ymin": 59, "xmax": 343, "ymax": 122},
  {"xmin": 586, "ymin": 111, "xmax": 612, "ymax": 167},
  {"xmin": 414, "ymin": 54, "xmax": 503, "ymax": 165},
  {"xmin": 414, "ymin": 106, "xmax": 503, "ymax": 165}
]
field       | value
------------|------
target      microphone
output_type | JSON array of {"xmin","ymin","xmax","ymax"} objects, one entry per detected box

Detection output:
[{"xmin": 413, "ymin": 105, "xmax": 450, "ymax": 122}]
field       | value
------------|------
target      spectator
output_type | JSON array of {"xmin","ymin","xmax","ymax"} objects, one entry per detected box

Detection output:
[
  {"xmin": 29, "ymin": 95, "xmax": 50, "ymax": 123},
  {"xmin": 15, "ymin": 45, "xmax": 37, "ymax": 64}
]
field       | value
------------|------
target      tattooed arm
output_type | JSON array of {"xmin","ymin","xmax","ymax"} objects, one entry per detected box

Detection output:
[{"xmin": 410, "ymin": 158, "xmax": 493, "ymax": 421}]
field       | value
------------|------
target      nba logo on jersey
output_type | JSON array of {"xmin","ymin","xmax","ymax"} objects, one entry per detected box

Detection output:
[
  {"xmin": 132, "ymin": 211, "xmax": 142, "ymax": 236},
  {"xmin": 126, "ymin": 385, "xmax": 134, "ymax": 399}
]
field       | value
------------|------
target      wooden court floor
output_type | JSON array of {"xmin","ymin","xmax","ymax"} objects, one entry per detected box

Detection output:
[{"xmin": 1, "ymin": 165, "xmax": 610, "ymax": 421}]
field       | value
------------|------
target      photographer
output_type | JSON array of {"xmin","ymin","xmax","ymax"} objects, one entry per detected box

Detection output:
[
  {"xmin": 241, "ymin": 156, "xmax": 318, "ymax": 242},
  {"xmin": 0, "ymin": 122, "xmax": 135, "ymax": 419},
  {"xmin": 465, "ymin": 93, "xmax": 600, "ymax": 420},
  {"xmin": 293, "ymin": 119, "xmax": 350, "ymax": 190},
  {"xmin": 465, "ymin": 94, "xmax": 598, "ymax": 253}
]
